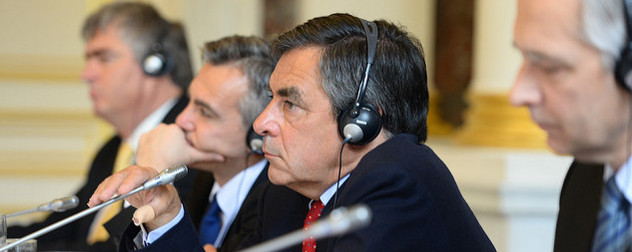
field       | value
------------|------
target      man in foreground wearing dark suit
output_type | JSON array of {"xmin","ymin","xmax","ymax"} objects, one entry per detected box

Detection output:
[
  {"xmin": 7, "ymin": 2, "xmax": 196, "ymax": 251},
  {"xmin": 89, "ymin": 13, "xmax": 495, "ymax": 251},
  {"xmin": 511, "ymin": 0, "xmax": 632, "ymax": 251},
  {"xmin": 114, "ymin": 35, "xmax": 274, "ymax": 252}
]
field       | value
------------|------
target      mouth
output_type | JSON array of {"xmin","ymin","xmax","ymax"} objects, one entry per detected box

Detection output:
[{"xmin": 262, "ymin": 146, "xmax": 279, "ymax": 158}]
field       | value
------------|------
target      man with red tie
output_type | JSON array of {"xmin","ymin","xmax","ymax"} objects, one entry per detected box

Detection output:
[{"xmin": 89, "ymin": 13, "xmax": 496, "ymax": 251}]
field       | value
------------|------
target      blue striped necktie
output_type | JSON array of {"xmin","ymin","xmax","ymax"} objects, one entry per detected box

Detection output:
[
  {"xmin": 200, "ymin": 194, "xmax": 221, "ymax": 246},
  {"xmin": 592, "ymin": 176, "xmax": 632, "ymax": 252}
]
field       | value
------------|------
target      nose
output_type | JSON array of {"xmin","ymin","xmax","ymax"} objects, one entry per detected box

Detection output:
[
  {"xmin": 175, "ymin": 104, "xmax": 195, "ymax": 132},
  {"xmin": 80, "ymin": 59, "xmax": 98, "ymax": 84},
  {"xmin": 509, "ymin": 63, "xmax": 542, "ymax": 107},
  {"xmin": 253, "ymin": 102, "xmax": 280, "ymax": 137}
]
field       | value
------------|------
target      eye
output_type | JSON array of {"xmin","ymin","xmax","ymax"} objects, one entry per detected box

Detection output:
[
  {"xmin": 97, "ymin": 53, "xmax": 117, "ymax": 64},
  {"xmin": 197, "ymin": 106, "xmax": 214, "ymax": 118},
  {"xmin": 284, "ymin": 100, "xmax": 296, "ymax": 111}
]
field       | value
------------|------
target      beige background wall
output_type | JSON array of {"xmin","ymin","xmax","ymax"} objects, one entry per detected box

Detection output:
[{"xmin": 0, "ymin": 1, "xmax": 569, "ymax": 251}]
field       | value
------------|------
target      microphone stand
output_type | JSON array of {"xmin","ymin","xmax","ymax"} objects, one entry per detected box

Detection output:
[
  {"xmin": 0, "ymin": 165, "xmax": 187, "ymax": 251},
  {"xmin": 5, "ymin": 209, "xmax": 39, "ymax": 219},
  {"xmin": 1, "ymin": 187, "xmax": 143, "ymax": 251},
  {"xmin": 6, "ymin": 196, "xmax": 79, "ymax": 218},
  {"xmin": 238, "ymin": 204, "xmax": 372, "ymax": 252}
]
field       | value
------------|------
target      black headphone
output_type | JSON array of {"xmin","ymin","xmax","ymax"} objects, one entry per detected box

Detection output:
[
  {"xmin": 337, "ymin": 18, "xmax": 382, "ymax": 145},
  {"xmin": 142, "ymin": 22, "xmax": 174, "ymax": 76},
  {"xmin": 246, "ymin": 126, "xmax": 264, "ymax": 155},
  {"xmin": 616, "ymin": 0, "xmax": 632, "ymax": 92}
]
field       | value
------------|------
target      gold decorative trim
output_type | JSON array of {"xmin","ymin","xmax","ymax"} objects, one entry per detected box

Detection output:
[{"xmin": 452, "ymin": 94, "xmax": 548, "ymax": 149}]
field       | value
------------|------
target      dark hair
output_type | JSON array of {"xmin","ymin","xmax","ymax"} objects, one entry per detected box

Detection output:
[
  {"xmin": 202, "ymin": 35, "xmax": 276, "ymax": 128},
  {"xmin": 273, "ymin": 13, "xmax": 429, "ymax": 142},
  {"xmin": 81, "ymin": 2, "xmax": 193, "ymax": 89}
]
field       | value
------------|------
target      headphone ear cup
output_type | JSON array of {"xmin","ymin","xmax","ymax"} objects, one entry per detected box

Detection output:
[
  {"xmin": 142, "ymin": 43, "xmax": 173, "ymax": 76},
  {"xmin": 338, "ymin": 103, "xmax": 382, "ymax": 145},
  {"xmin": 616, "ymin": 45, "xmax": 632, "ymax": 92},
  {"xmin": 246, "ymin": 126, "xmax": 264, "ymax": 155}
]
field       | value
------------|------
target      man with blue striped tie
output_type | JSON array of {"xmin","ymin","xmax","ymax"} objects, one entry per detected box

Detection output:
[{"xmin": 511, "ymin": 0, "xmax": 632, "ymax": 251}]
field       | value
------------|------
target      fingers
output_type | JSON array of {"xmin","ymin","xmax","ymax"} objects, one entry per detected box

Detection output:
[
  {"xmin": 131, "ymin": 184, "xmax": 181, "ymax": 231},
  {"xmin": 187, "ymin": 148, "xmax": 225, "ymax": 164},
  {"xmin": 137, "ymin": 123, "xmax": 225, "ymax": 171},
  {"xmin": 88, "ymin": 165, "xmax": 157, "ymax": 207},
  {"xmin": 133, "ymin": 205, "xmax": 156, "ymax": 226},
  {"xmin": 203, "ymin": 244, "xmax": 218, "ymax": 252}
]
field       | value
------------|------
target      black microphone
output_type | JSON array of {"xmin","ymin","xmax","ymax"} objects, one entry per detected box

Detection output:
[
  {"xmin": 6, "ymin": 196, "xmax": 80, "ymax": 218},
  {"xmin": 238, "ymin": 204, "xmax": 372, "ymax": 252},
  {"xmin": 0, "ymin": 165, "xmax": 188, "ymax": 252}
]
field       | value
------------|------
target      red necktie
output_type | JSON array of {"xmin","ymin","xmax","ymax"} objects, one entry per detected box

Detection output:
[{"xmin": 303, "ymin": 200, "xmax": 325, "ymax": 252}]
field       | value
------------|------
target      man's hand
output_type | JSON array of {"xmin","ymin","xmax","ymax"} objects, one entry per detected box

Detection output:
[
  {"xmin": 203, "ymin": 244, "xmax": 218, "ymax": 252},
  {"xmin": 136, "ymin": 123, "xmax": 224, "ymax": 171},
  {"xmin": 88, "ymin": 165, "xmax": 181, "ymax": 231}
]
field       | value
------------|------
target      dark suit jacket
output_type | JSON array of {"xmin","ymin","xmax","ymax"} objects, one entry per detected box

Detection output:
[
  {"xmin": 243, "ymin": 134, "xmax": 495, "ymax": 252},
  {"xmin": 8, "ymin": 96, "xmax": 197, "ymax": 252},
  {"xmin": 119, "ymin": 164, "xmax": 270, "ymax": 252},
  {"xmin": 117, "ymin": 134, "xmax": 494, "ymax": 251},
  {"xmin": 553, "ymin": 161, "xmax": 604, "ymax": 252}
]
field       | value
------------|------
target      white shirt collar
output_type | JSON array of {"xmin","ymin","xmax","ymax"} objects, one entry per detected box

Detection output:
[
  {"xmin": 209, "ymin": 159, "xmax": 267, "ymax": 247},
  {"xmin": 124, "ymin": 97, "xmax": 178, "ymax": 153},
  {"xmin": 605, "ymin": 156, "xmax": 632, "ymax": 204},
  {"xmin": 310, "ymin": 173, "xmax": 351, "ymax": 208}
]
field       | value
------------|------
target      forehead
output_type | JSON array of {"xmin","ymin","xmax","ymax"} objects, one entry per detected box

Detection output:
[
  {"xmin": 270, "ymin": 47, "xmax": 324, "ymax": 95},
  {"xmin": 190, "ymin": 63, "xmax": 248, "ymax": 102},
  {"xmin": 84, "ymin": 25, "xmax": 130, "ymax": 55},
  {"xmin": 514, "ymin": 0, "xmax": 583, "ymax": 60}
]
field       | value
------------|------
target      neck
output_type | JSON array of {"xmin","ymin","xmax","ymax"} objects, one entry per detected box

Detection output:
[
  {"xmin": 112, "ymin": 79, "xmax": 181, "ymax": 139},
  {"xmin": 213, "ymin": 154, "xmax": 264, "ymax": 186}
]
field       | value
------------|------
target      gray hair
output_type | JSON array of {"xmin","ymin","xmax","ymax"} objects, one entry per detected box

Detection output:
[
  {"xmin": 81, "ymin": 2, "xmax": 193, "ymax": 89},
  {"xmin": 582, "ymin": 0, "xmax": 626, "ymax": 70},
  {"xmin": 202, "ymin": 35, "xmax": 275, "ymax": 128}
]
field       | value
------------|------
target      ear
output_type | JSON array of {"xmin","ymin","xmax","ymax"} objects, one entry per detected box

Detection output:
[{"xmin": 377, "ymin": 104, "xmax": 384, "ymax": 116}]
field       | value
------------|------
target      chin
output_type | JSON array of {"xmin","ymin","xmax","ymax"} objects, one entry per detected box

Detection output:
[
  {"xmin": 546, "ymin": 137, "xmax": 575, "ymax": 158},
  {"xmin": 267, "ymin": 168, "xmax": 291, "ymax": 186}
]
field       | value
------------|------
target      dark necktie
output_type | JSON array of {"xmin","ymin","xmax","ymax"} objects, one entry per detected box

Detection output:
[
  {"xmin": 200, "ymin": 194, "xmax": 221, "ymax": 246},
  {"xmin": 592, "ymin": 176, "xmax": 632, "ymax": 252},
  {"xmin": 303, "ymin": 200, "xmax": 325, "ymax": 252}
]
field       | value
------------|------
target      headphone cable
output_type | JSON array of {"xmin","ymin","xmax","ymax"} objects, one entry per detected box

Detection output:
[{"xmin": 333, "ymin": 136, "xmax": 352, "ymax": 208}]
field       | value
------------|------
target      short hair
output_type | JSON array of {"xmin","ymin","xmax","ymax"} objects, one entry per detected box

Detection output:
[
  {"xmin": 81, "ymin": 2, "xmax": 193, "ymax": 89},
  {"xmin": 273, "ymin": 13, "xmax": 429, "ymax": 142},
  {"xmin": 202, "ymin": 35, "xmax": 276, "ymax": 128},
  {"xmin": 581, "ymin": 0, "xmax": 626, "ymax": 71}
]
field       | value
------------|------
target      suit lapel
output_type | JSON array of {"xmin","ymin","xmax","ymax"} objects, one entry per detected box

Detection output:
[{"xmin": 554, "ymin": 161, "xmax": 604, "ymax": 252}]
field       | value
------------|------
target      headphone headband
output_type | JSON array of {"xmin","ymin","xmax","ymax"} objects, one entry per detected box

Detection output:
[
  {"xmin": 353, "ymin": 19, "xmax": 379, "ymax": 109},
  {"xmin": 337, "ymin": 18, "xmax": 383, "ymax": 145},
  {"xmin": 616, "ymin": 0, "xmax": 632, "ymax": 91},
  {"xmin": 142, "ymin": 20, "xmax": 173, "ymax": 76}
]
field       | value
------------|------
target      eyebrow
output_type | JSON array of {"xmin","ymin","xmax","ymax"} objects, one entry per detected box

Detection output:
[
  {"xmin": 85, "ymin": 49, "xmax": 109, "ymax": 60},
  {"xmin": 513, "ymin": 42, "xmax": 571, "ymax": 66},
  {"xmin": 276, "ymin": 86, "xmax": 304, "ymax": 104},
  {"xmin": 193, "ymin": 99, "xmax": 220, "ymax": 118}
]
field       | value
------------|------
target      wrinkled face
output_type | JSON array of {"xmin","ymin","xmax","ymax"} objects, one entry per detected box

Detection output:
[
  {"xmin": 81, "ymin": 24, "xmax": 147, "ymax": 124},
  {"xmin": 176, "ymin": 63, "xmax": 250, "ymax": 163},
  {"xmin": 253, "ymin": 47, "xmax": 342, "ymax": 192},
  {"xmin": 511, "ymin": 0, "xmax": 629, "ymax": 161}
]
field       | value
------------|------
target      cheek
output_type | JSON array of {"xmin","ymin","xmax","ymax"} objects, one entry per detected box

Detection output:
[
  {"xmin": 283, "ymin": 128, "xmax": 340, "ymax": 172},
  {"xmin": 196, "ymin": 125, "xmax": 248, "ymax": 155}
]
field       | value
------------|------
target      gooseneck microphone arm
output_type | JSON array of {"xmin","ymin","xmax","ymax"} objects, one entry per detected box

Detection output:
[
  {"xmin": 0, "ymin": 165, "xmax": 188, "ymax": 252},
  {"xmin": 238, "ymin": 204, "xmax": 372, "ymax": 252},
  {"xmin": 6, "ymin": 196, "xmax": 80, "ymax": 218}
]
